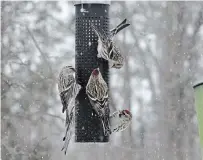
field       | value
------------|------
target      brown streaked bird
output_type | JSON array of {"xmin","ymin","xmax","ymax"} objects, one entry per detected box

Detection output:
[
  {"xmin": 58, "ymin": 65, "xmax": 81, "ymax": 155},
  {"xmin": 86, "ymin": 68, "xmax": 111, "ymax": 136},
  {"xmin": 110, "ymin": 109, "xmax": 132, "ymax": 133}
]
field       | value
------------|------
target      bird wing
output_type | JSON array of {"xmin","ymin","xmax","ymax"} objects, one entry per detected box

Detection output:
[
  {"xmin": 60, "ymin": 89, "xmax": 71, "ymax": 113},
  {"xmin": 87, "ymin": 83, "xmax": 108, "ymax": 106},
  {"xmin": 87, "ymin": 90, "xmax": 108, "ymax": 118},
  {"xmin": 58, "ymin": 74, "xmax": 75, "ymax": 113}
]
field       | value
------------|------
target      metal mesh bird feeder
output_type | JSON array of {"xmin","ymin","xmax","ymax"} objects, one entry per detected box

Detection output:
[{"xmin": 75, "ymin": 3, "xmax": 110, "ymax": 142}]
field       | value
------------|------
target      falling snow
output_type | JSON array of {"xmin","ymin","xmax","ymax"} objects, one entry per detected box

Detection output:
[{"xmin": 2, "ymin": 1, "xmax": 203, "ymax": 160}]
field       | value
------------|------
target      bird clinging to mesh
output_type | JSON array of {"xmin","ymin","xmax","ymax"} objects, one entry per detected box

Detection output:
[
  {"xmin": 110, "ymin": 109, "xmax": 132, "ymax": 133},
  {"xmin": 91, "ymin": 19, "xmax": 130, "ymax": 69},
  {"xmin": 58, "ymin": 65, "xmax": 81, "ymax": 155},
  {"xmin": 86, "ymin": 68, "xmax": 111, "ymax": 136}
]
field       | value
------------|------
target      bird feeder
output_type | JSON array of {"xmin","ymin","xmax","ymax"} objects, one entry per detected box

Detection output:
[
  {"xmin": 75, "ymin": 3, "xmax": 110, "ymax": 142},
  {"xmin": 193, "ymin": 82, "xmax": 203, "ymax": 159}
]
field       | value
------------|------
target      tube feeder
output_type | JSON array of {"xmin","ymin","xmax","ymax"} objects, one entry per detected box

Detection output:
[{"xmin": 75, "ymin": 3, "xmax": 110, "ymax": 142}]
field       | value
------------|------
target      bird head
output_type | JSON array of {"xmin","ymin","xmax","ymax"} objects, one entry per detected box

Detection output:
[
  {"xmin": 119, "ymin": 109, "xmax": 132, "ymax": 120},
  {"xmin": 62, "ymin": 66, "xmax": 75, "ymax": 74},
  {"xmin": 91, "ymin": 68, "xmax": 100, "ymax": 77},
  {"xmin": 67, "ymin": 66, "xmax": 76, "ymax": 72}
]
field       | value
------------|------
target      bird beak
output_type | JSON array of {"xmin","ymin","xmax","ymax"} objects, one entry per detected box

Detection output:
[
  {"xmin": 72, "ymin": 68, "xmax": 76, "ymax": 72},
  {"xmin": 119, "ymin": 113, "xmax": 122, "ymax": 118}
]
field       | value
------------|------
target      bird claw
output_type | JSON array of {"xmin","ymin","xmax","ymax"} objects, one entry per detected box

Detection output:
[
  {"xmin": 97, "ymin": 53, "xmax": 102, "ymax": 58},
  {"xmin": 109, "ymin": 61, "xmax": 114, "ymax": 68},
  {"xmin": 109, "ymin": 130, "xmax": 112, "ymax": 135},
  {"xmin": 77, "ymin": 79, "xmax": 82, "ymax": 84},
  {"xmin": 61, "ymin": 146, "xmax": 67, "ymax": 155},
  {"xmin": 104, "ymin": 129, "xmax": 111, "ymax": 136}
]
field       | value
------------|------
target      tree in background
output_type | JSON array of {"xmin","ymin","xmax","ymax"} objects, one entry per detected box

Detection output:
[{"xmin": 1, "ymin": 1, "xmax": 203, "ymax": 160}]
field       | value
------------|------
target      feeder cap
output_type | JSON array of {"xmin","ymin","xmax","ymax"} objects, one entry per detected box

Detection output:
[{"xmin": 74, "ymin": 1, "xmax": 111, "ymax": 5}]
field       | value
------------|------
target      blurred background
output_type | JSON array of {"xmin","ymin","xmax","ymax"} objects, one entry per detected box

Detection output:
[{"xmin": 1, "ymin": 1, "xmax": 203, "ymax": 160}]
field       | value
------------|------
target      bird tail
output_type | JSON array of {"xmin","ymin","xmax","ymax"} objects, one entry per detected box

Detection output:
[
  {"xmin": 110, "ymin": 19, "xmax": 130, "ymax": 37},
  {"xmin": 62, "ymin": 110, "xmax": 74, "ymax": 154},
  {"xmin": 65, "ymin": 111, "xmax": 69, "ymax": 127},
  {"xmin": 61, "ymin": 129, "xmax": 73, "ymax": 155}
]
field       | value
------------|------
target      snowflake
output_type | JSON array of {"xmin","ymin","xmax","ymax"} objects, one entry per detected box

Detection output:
[{"xmin": 80, "ymin": 8, "xmax": 89, "ymax": 13}]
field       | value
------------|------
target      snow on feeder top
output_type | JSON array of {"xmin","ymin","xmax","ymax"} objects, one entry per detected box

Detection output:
[{"xmin": 75, "ymin": 3, "xmax": 110, "ymax": 142}]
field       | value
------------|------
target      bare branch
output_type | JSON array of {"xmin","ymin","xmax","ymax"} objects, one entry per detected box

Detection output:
[
  {"xmin": 25, "ymin": 25, "xmax": 53, "ymax": 75},
  {"xmin": 32, "ymin": 137, "xmax": 48, "ymax": 154},
  {"xmin": 45, "ymin": 113, "xmax": 65, "ymax": 122}
]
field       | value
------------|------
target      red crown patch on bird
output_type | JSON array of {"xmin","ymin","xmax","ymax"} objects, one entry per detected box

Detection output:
[
  {"xmin": 123, "ymin": 110, "xmax": 132, "ymax": 117},
  {"xmin": 92, "ymin": 68, "xmax": 99, "ymax": 76}
]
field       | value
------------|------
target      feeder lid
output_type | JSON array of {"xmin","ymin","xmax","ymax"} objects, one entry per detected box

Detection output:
[{"xmin": 74, "ymin": 0, "xmax": 111, "ymax": 5}]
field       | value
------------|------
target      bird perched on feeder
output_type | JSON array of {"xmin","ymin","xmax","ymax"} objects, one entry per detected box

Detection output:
[
  {"xmin": 86, "ymin": 68, "xmax": 111, "ymax": 136},
  {"xmin": 91, "ymin": 19, "xmax": 130, "ymax": 69},
  {"xmin": 110, "ymin": 109, "xmax": 132, "ymax": 133},
  {"xmin": 58, "ymin": 65, "xmax": 81, "ymax": 154}
]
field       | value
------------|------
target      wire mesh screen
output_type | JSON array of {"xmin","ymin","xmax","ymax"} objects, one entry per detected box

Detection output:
[{"xmin": 75, "ymin": 3, "xmax": 110, "ymax": 142}]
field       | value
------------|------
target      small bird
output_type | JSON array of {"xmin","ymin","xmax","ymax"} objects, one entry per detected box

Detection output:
[
  {"xmin": 58, "ymin": 66, "xmax": 81, "ymax": 154},
  {"xmin": 110, "ymin": 109, "xmax": 132, "ymax": 133},
  {"xmin": 86, "ymin": 68, "xmax": 111, "ymax": 136},
  {"xmin": 91, "ymin": 19, "xmax": 130, "ymax": 69}
]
